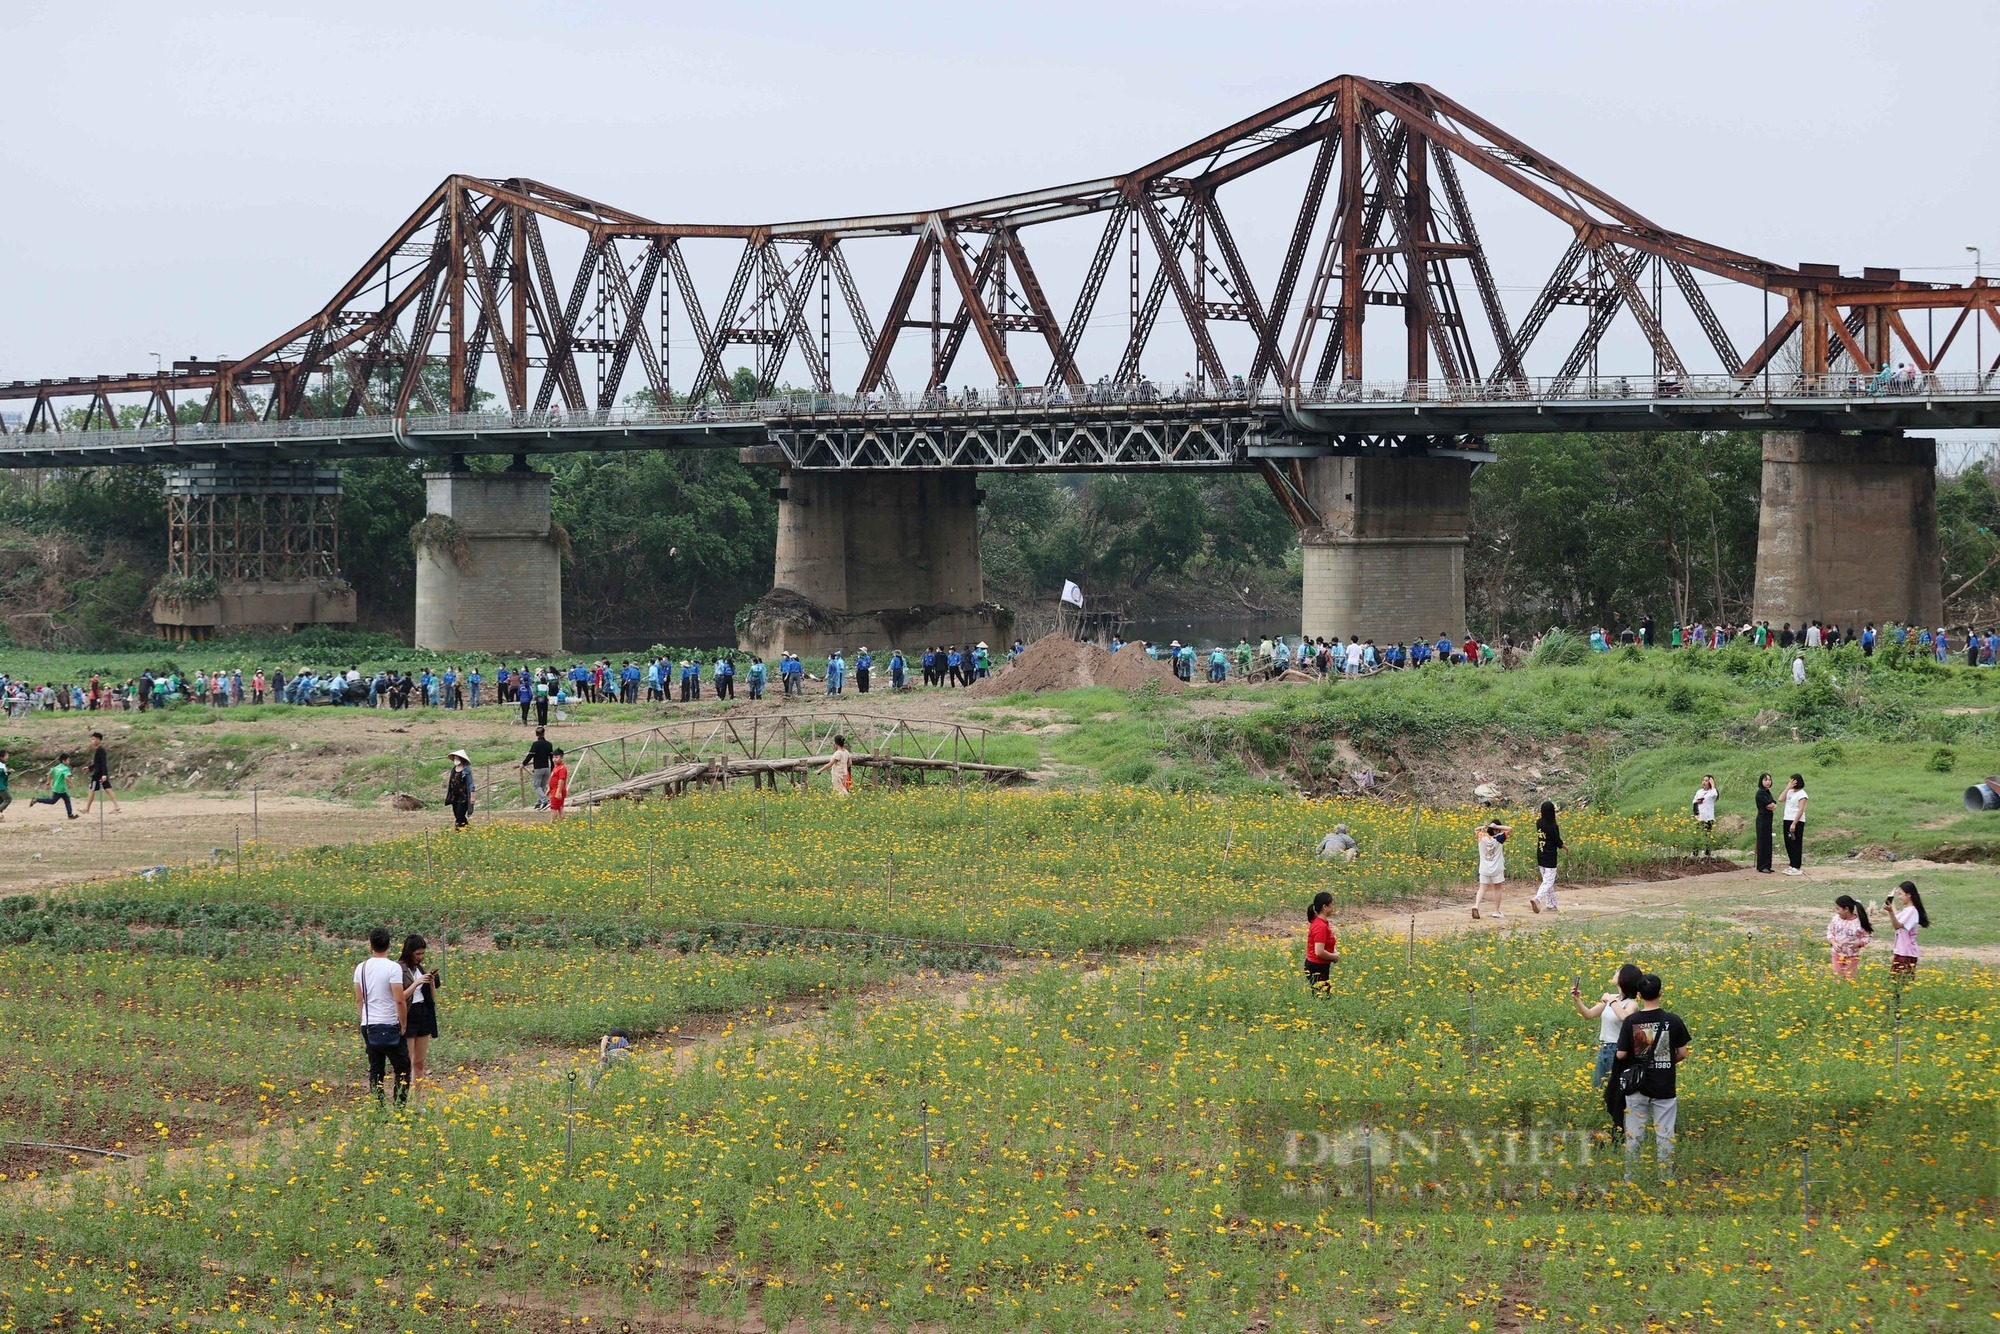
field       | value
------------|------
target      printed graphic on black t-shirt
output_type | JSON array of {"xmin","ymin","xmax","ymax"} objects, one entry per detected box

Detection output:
[{"xmin": 1617, "ymin": 1008, "xmax": 1690, "ymax": 1100}]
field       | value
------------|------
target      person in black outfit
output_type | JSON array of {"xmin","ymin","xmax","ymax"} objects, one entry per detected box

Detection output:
[
  {"xmin": 1753, "ymin": 772, "xmax": 1776, "ymax": 873},
  {"xmin": 1614, "ymin": 973, "xmax": 1691, "ymax": 1176},
  {"xmin": 80, "ymin": 731, "xmax": 120, "ymax": 816},
  {"xmin": 445, "ymin": 753, "xmax": 473, "ymax": 828},
  {"xmin": 522, "ymin": 727, "xmax": 554, "ymax": 810},
  {"xmin": 1640, "ymin": 615, "xmax": 1655, "ymax": 648},
  {"xmin": 1531, "ymin": 800, "xmax": 1564, "ymax": 912},
  {"xmin": 398, "ymin": 933, "xmax": 441, "ymax": 1092}
]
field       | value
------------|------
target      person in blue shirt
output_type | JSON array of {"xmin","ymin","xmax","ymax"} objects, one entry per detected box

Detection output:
[
  {"xmin": 747, "ymin": 656, "xmax": 766, "ymax": 700},
  {"xmin": 889, "ymin": 649, "xmax": 907, "ymax": 690},
  {"xmin": 467, "ymin": 667, "xmax": 483, "ymax": 709},
  {"xmin": 945, "ymin": 646, "xmax": 962, "ymax": 685},
  {"xmin": 1207, "ymin": 646, "xmax": 1227, "ymax": 683},
  {"xmin": 1436, "ymin": 633, "xmax": 1454, "ymax": 664},
  {"xmin": 714, "ymin": 655, "xmax": 735, "ymax": 700},
  {"xmin": 855, "ymin": 648, "xmax": 872, "ymax": 694},
  {"xmin": 1110, "ymin": 636, "xmax": 1123, "ymax": 654},
  {"xmin": 826, "ymin": 651, "xmax": 846, "ymax": 695}
]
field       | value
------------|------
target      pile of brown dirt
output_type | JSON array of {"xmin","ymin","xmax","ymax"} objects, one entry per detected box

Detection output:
[{"xmin": 968, "ymin": 636, "xmax": 1186, "ymax": 697}]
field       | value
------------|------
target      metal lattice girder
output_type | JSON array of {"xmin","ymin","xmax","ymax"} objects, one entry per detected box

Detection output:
[{"xmin": 763, "ymin": 408, "xmax": 1251, "ymax": 470}]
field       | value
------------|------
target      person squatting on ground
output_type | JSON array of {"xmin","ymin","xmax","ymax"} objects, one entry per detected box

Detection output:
[
  {"xmin": 1615, "ymin": 972, "xmax": 1691, "ymax": 1177},
  {"xmin": 1827, "ymin": 894, "xmax": 1873, "ymax": 981},
  {"xmin": 1316, "ymin": 824, "xmax": 1357, "ymax": 863},
  {"xmin": 354, "ymin": 927, "xmax": 412, "ymax": 1105},
  {"xmin": 1471, "ymin": 820, "xmax": 1510, "ymax": 920},
  {"xmin": 1303, "ymin": 891, "xmax": 1340, "ymax": 996}
]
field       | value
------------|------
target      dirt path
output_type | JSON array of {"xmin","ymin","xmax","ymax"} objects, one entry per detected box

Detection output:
[{"xmin": 1304, "ymin": 855, "xmax": 2000, "ymax": 963}]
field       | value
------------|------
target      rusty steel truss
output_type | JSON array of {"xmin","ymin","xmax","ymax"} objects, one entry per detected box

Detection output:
[
  {"xmin": 4, "ymin": 75, "xmax": 1995, "ymax": 433},
  {"xmin": 164, "ymin": 463, "xmax": 341, "ymax": 583}
]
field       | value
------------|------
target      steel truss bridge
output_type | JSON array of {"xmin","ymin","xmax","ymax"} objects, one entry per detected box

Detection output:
[{"xmin": 5, "ymin": 75, "xmax": 1997, "ymax": 488}]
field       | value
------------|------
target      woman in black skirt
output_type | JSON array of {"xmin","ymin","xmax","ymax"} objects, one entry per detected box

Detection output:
[
  {"xmin": 1753, "ymin": 772, "xmax": 1776, "ymax": 873},
  {"xmin": 399, "ymin": 933, "xmax": 441, "ymax": 1091}
]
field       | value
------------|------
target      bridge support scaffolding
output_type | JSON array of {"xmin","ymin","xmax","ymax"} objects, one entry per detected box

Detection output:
[
  {"xmin": 414, "ymin": 469, "xmax": 564, "ymax": 654},
  {"xmin": 740, "ymin": 469, "xmax": 1009, "ymax": 657},
  {"xmin": 152, "ymin": 462, "xmax": 356, "ymax": 641},
  {"xmin": 1296, "ymin": 455, "xmax": 1471, "ymax": 646},
  {"xmin": 1752, "ymin": 432, "xmax": 1941, "ymax": 632}
]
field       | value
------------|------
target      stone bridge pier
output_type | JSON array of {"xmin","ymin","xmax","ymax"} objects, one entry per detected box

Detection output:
[
  {"xmin": 1294, "ymin": 454, "xmax": 1473, "ymax": 646},
  {"xmin": 414, "ymin": 468, "xmax": 564, "ymax": 654},
  {"xmin": 1752, "ymin": 431, "xmax": 1941, "ymax": 631},
  {"xmin": 740, "ymin": 469, "xmax": 1009, "ymax": 657}
]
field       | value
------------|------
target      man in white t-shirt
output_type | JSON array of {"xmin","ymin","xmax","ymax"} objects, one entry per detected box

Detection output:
[{"xmin": 353, "ymin": 926, "xmax": 411, "ymax": 1103}]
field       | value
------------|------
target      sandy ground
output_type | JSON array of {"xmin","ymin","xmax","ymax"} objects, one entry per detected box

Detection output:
[
  {"xmin": 0, "ymin": 791, "xmax": 454, "ymax": 895},
  {"xmin": 1320, "ymin": 854, "xmax": 1999, "ymax": 963}
]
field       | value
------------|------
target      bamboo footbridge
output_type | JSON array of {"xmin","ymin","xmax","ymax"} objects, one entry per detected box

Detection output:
[{"xmin": 562, "ymin": 713, "xmax": 1028, "ymax": 807}]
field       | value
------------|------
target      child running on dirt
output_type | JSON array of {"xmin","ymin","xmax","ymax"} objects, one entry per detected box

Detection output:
[{"xmin": 29, "ymin": 752, "xmax": 77, "ymax": 819}]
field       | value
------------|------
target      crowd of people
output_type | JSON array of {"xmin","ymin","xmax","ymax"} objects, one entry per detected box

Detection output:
[
  {"xmin": 0, "ymin": 641, "xmax": 1020, "ymax": 721},
  {"xmin": 1305, "ymin": 815, "xmax": 1937, "ymax": 1175},
  {"xmin": 4, "ymin": 611, "xmax": 1986, "ymax": 725}
]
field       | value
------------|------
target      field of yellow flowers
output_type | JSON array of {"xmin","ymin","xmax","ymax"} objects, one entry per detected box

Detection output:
[
  {"xmin": 1, "ymin": 921, "xmax": 1991, "ymax": 1331},
  {"xmin": 14, "ymin": 786, "xmax": 1896, "ymax": 1331},
  {"xmin": 0, "ymin": 789, "xmax": 1688, "ymax": 1156}
]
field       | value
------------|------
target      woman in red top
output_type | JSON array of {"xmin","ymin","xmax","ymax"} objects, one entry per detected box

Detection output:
[{"xmin": 1305, "ymin": 891, "xmax": 1340, "ymax": 996}]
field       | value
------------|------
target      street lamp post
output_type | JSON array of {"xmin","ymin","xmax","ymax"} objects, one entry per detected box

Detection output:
[{"xmin": 1971, "ymin": 248, "xmax": 1986, "ymax": 385}]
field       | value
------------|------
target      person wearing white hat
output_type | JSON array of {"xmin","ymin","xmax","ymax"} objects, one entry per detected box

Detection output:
[{"xmin": 446, "ymin": 750, "xmax": 475, "ymax": 829}]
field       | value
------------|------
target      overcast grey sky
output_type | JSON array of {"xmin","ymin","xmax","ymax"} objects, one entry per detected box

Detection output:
[{"xmin": 3, "ymin": 0, "xmax": 1993, "ymax": 448}]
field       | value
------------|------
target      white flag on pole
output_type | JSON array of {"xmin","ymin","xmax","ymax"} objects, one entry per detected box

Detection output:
[{"xmin": 1060, "ymin": 580, "xmax": 1084, "ymax": 608}]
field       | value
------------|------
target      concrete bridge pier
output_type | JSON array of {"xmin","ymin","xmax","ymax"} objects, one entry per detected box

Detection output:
[
  {"xmin": 414, "ymin": 469, "xmax": 564, "ymax": 654},
  {"xmin": 740, "ymin": 469, "xmax": 1009, "ymax": 657},
  {"xmin": 1752, "ymin": 431, "xmax": 1941, "ymax": 631},
  {"xmin": 1296, "ymin": 455, "xmax": 1472, "ymax": 646}
]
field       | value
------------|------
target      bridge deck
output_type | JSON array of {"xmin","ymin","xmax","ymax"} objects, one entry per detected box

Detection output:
[{"xmin": 2, "ymin": 375, "xmax": 1994, "ymax": 470}]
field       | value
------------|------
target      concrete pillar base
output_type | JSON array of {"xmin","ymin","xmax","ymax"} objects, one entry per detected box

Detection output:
[
  {"xmin": 1752, "ymin": 432, "xmax": 1940, "ymax": 630},
  {"xmin": 152, "ymin": 582, "xmax": 358, "ymax": 640},
  {"xmin": 742, "ymin": 470, "xmax": 1008, "ymax": 656},
  {"xmin": 414, "ymin": 471, "xmax": 563, "ymax": 654},
  {"xmin": 1297, "ymin": 455, "xmax": 1471, "ymax": 643}
]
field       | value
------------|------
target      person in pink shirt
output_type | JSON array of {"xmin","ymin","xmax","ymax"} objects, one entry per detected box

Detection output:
[
  {"xmin": 1886, "ymin": 881, "xmax": 1931, "ymax": 976},
  {"xmin": 1825, "ymin": 894, "xmax": 1873, "ymax": 981}
]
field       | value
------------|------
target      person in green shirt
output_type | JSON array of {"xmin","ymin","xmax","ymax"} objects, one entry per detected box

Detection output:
[{"xmin": 30, "ymin": 752, "xmax": 77, "ymax": 819}]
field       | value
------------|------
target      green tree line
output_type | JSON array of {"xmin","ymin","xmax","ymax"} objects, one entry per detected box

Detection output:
[{"xmin": 8, "ymin": 401, "xmax": 2000, "ymax": 646}]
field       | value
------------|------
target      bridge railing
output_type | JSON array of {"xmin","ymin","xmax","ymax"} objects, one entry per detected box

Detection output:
[{"xmin": 3, "ymin": 371, "xmax": 1994, "ymax": 453}]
